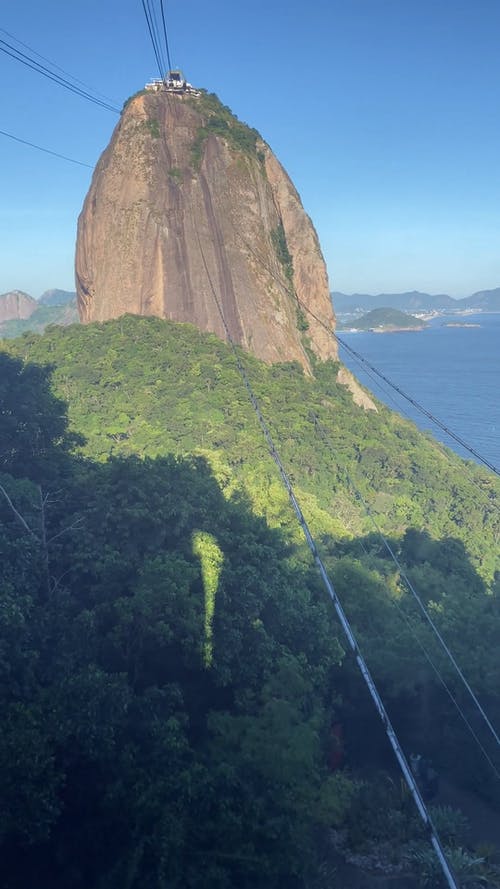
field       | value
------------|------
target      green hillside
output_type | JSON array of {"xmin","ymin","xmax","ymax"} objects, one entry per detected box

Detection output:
[
  {"xmin": 340, "ymin": 307, "xmax": 426, "ymax": 330},
  {"xmin": 1, "ymin": 316, "xmax": 499, "ymax": 887},
  {"xmin": 0, "ymin": 300, "xmax": 78, "ymax": 339},
  {"xmin": 4, "ymin": 316, "xmax": 497, "ymax": 568}
]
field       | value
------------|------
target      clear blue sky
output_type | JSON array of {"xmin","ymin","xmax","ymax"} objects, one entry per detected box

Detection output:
[{"xmin": 1, "ymin": 0, "xmax": 499, "ymax": 298}]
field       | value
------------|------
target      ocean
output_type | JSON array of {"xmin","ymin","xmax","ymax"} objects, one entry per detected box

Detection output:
[{"xmin": 338, "ymin": 312, "xmax": 500, "ymax": 472}]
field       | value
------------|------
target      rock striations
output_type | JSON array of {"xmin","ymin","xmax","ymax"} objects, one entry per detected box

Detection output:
[
  {"xmin": 0, "ymin": 290, "xmax": 36, "ymax": 323},
  {"xmin": 76, "ymin": 90, "xmax": 336, "ymax": 370}
]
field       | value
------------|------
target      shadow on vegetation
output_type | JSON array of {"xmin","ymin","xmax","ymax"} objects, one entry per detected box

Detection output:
[{"xmin": 1, "ymin": 354, "xmax": 499, "ymax": 888}]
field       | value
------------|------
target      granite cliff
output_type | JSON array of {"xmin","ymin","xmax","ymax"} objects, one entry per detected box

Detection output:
[
  {"xmin": 0, "ymin": 290, "xmax": 36, "ymax": 323},
  {"xmin": 76, "ymin": 90, "xmax": 336, "ymax": 370}
]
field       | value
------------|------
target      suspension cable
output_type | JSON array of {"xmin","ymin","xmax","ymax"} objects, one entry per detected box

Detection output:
[
  {"xmin": 324, "ymin": 316, "xmax": 499, "ymax": 477},
  {"xmin": 0, "ymin": 38, "xmax": 120, "ymax": 114},
  {"xmin": 159, "ymin": 0, "xmax": 173, "ymax": 72},
  {"xmin": 358, "ymin": 502, "xmax": 500, "ymax": 750},
  {"xmin": 147, "ymin": 0, "xmax": 168, "ymax": 74},
  {"xmin": 191, "ymin": 212, "xmax": 459, "ymax": 889},
  {"xmin": 289, "ymin": 295, "xmax": 500, "ymax": 748},
  {"xmin": 311, "ymin": 414, "xmax": 500, "ymax": 778},
  {"xmin": 0, "ymin": 26, "xmax": 119, "ymax": 105},
  {"xmin": 352, "ymin": 530, "xmax": 500, "ymax": 782},
  {"xmin": 222, "ymin": 209, "xmax": 500, "ymax": 522},
  {"xmin": 141, "ymin": 0, "xmax": 165, "ymax": 80},
  {"xmin": 339, "ymin": 332, "xmax": 498, "ymax": 475},
  {"xmin": 0, "ymin": 127, "xmax": 93, "ymax": 168},
  {"xmin": 300, "ymin": 296, "xmax": 500, "ymax": 514},
  {"xmin": 209, "ymin": 206, "xmax": 500, "ymax": 763}
]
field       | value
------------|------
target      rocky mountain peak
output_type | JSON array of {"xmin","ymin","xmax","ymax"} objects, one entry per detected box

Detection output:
[
  {"xmin": 75, "ymin": 89, "xmax": 336, "ymax": 370},
  {"xmin": 0, "ymin": 290, "xmax": 37, "ymax": 323}
]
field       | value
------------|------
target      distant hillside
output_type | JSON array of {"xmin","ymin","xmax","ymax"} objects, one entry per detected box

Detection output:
[
  {"xmin": 0, "ymin": 289, "xmax": 37, "ymax": 322},
  {"xmin": 339, "ymin": 307, "xmax": 426, "ymax": 331},
  {"xmin": 0, "ymin": 288, "xmax": 78, "ymax": 338},
  {"xmin": 0, "ymin": 300, "xmax": 78, "ymax": 339},
  {"xmin": 332, "ymin": 287, "xmax": 500, "ymax": 315},
  {"xmin": 38, "ymin": 289, "xmax": 76, "ymax": 306},
  {"xmin": 461, "ymin": 288, "xmax": 500, "ymax": 311},
  {"xmin": 332, "ymin": 290, "xmax": 455, "ymax": 314}
]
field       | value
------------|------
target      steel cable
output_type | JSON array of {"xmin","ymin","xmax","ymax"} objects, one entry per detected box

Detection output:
[
  {"xmin": 0, "ymin": 38, "xmax": 120, "ymax": 113},
  {"xmin": 190, "ymin": 209, "xmax": 459, "ymax": 889}
]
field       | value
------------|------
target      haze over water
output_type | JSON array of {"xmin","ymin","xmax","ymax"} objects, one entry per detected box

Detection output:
[{"xmin": 339, "ymin": 313, "xmax": 500, "ymax": 472}]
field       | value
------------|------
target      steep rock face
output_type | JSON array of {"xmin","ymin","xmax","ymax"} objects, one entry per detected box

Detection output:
[
  {"xmin": 0, "ymin": 291, "xmax": 36, "ymax": 322},
  {"xmin": 76, "ymin": 91, "xmax": 336, "ymax": 369}
]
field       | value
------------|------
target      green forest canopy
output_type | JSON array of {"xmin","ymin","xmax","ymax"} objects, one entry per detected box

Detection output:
[
  {"xmin": 1, "ymin": 317, "xmax": 499, "ymax": 887},
  {"xmin": 5, "ymin": 315, "xmax": 498, "ymax": 573}
]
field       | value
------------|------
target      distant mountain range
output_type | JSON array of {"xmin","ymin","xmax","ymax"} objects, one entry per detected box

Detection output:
[
  {"xmin": 331, "ymin": 287, "xmax": 500, "ymax": 314},
  {"xmin": 39, "ymin": 289, "xmax": 76, "ymax": 307},
  {"xmin": 1, "ymin": 286, "xmax": 499, "ymax": 341},
  {"xmin": 0, "ymin": 289, "xmax": 77, "ymax": 338}
]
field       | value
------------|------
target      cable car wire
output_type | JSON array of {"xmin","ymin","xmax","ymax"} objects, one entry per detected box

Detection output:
[
  {"xmin": 334, "ymin": 340, "xmax": 430, "ymax": 420},
  {"xmin": 0, "ymin": 26, "xmax": 119, "ymax": 105},
  {"xmin": 313, "ymin": 412, "xmax": 500, "ymax": 749},
  {"xmin": 148, "ymin": 0, "xmax": 168, "ymax": 73},
  {"xmin": 213, "ymin": 211, "xmax": 500, "ymax": 750},
  {"xmin": 190, "ymin": 211, "xmax": 459, "ymax": 889},
  {"xmin": 311, "ymin": 413, "xmax": 500, "ymax": 778},
  {"xmin": 299, "ymin": 296, "xmax": 500, "ymax": 510},
  {"xmin": 332, "ymin": 324, "xmax": 500, "ymax": 519},
  {"xmin": 0, "ymin": 38, "xmax": 120, "ymax": 114},
  {"xmin": 0, "ymin": 127, "xmax": 93, "ymax": 168},
  {"xmin": 139, "ymin": 0, "xmax": 177, "ymax": 119},
  {"xmin": 337, "ymin": 331, "xmax": 499, "ymax": 476},
  {"xmin": 241, "ymin": 231, "xmax": 500, "ymax": 746},
  {"xmin": 141, "ymin": 0, "xmax": 166, "ymax": 80},
  {"xmin": 227, "ymin": 191, "xmax": 499, "ymax": 486},
  {"xmin": 159, "ymin": 0, "xmax": 173, "ymax": 73},
  {"xmin": 304, "ymin": 302, "xmax": 499, "ymax": 477}
]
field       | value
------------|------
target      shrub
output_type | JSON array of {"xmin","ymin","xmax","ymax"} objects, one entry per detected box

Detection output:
[
  {"xmin": 271, "ymin": 222, "xmax": 294, "ymax": 284},
  {"xmin": 145, "ymin": 118, "xmax": 160, "ymax": 138},
  {"xmin": 168, "ymin": 167, "xmax": 183, "ymax": 182},
  {"xmin": 188, "ymin": 91, "xmax": 261, "ymax": 168},
  {"xmin": 412, "ymin": 845, "xmax": 500, "ymax": 888},
  {"xmin": 428, "ymin": 805, "xmax": 469, "ymax": 846}
]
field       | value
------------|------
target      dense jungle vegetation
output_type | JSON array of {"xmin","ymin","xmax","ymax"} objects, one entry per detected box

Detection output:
[{"xmin": 1, "ymin": 317, "xmax": 500, "ymax": 887}]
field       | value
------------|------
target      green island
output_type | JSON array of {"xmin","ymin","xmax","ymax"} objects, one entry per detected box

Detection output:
[
  {"xmin": 340, "ymin": 306, "xmax": 427, "ymax": 332},
  {"xmin": 1, "ymin": 315, "xmax": 499, "ymax": 888}
]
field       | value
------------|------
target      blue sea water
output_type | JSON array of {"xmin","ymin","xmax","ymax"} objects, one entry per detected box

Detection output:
[{"xmin": 338, "ymin": 313, "xmax": 500, "ymax": 472}]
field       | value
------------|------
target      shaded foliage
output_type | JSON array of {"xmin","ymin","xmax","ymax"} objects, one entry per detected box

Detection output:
[
  {"xmin": 0, "ymin": 354, "xmax": 347, "ymax": 888},
  {"xmin": 4, "ymin": 317, "xmax": 498, "ymax": 577},
  {"xmin": 2, "ymin": 320, "xmax": 500, "ymax": 885}
]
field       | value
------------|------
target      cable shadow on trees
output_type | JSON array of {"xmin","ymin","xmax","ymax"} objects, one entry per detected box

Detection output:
[
  {"xmin": 327, "ymin": 529, "xmax": 500, "ymax": 809},
  {"xmin": 2, "ymin": 352, "xmax": 500, "ymax": 888},
  {"xmin": 0, "ymin": 353, "xmax": 348, "ymax": 889}
]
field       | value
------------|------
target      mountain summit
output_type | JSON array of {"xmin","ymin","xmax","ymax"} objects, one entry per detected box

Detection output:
[
  {"xmin": 75, "ymin": 89, "xmax": 336, "ymax": 370},
  {"xmin": 0, "ymin": 290, "xmax": 36, "ymax": 323}
]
